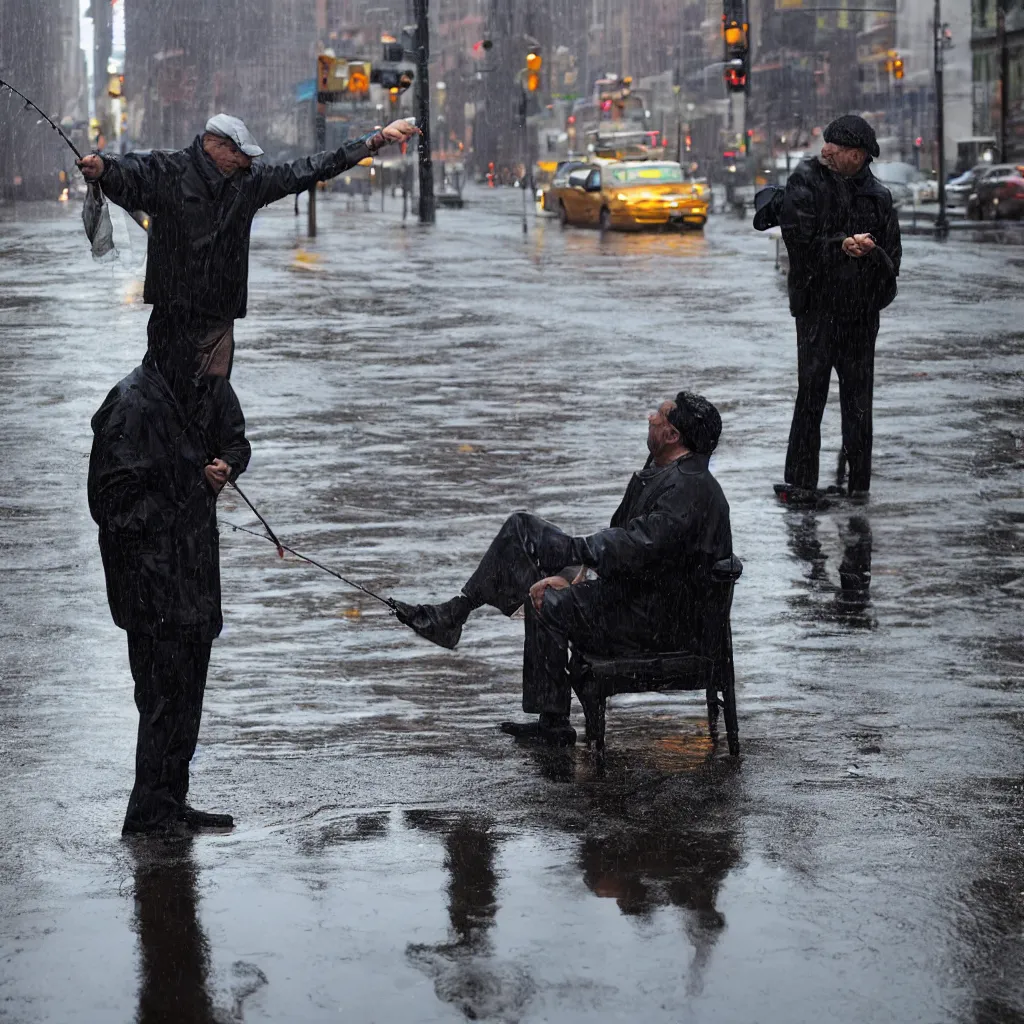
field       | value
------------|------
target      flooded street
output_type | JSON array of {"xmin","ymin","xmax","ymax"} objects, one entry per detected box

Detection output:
[{"xmin": 1, "ymin": 190, "xmax": 1022, "ymax": 1023}]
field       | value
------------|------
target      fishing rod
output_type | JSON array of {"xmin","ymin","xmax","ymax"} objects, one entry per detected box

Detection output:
[
  {"xmin": 0, "ymin": 78, "xmax": 83, "ymax": 159},
  {"xmin": 229, "ymin": 479, "xmax": 284, "ymax": 558},
  {"xmin": 221, "ymin": 485, "xmax": 395, "ymax": 609}
]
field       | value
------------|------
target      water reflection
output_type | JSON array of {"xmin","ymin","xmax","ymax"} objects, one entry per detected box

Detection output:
[
  {"xmin": 404, "ymin": 811, "xmax": 534, "ymax": 1021},
  {"xmin": 128, "ymin": 838, "xmax": 218, "ymax": 1024},
  {"xmin": 576, "ymin": 755, "xmax": 741, "ymax": 996},
  {"xmin": 786, "ymin": 511, "xmax": 874, "ymax": 626}
]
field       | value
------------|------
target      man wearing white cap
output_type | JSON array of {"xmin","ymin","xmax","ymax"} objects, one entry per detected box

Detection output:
[{"xmin": 77, "ymin": 113, "xmax": 418, "ymax": 373}]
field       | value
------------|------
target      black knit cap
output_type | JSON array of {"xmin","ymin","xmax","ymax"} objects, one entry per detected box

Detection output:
[
  {"xmin": 666, "ymin": 391, "xmax": 722, "ymax": 454},
  {"xmin": 823, "ymin": 114, "xmax": 880, "ymax": 158}
]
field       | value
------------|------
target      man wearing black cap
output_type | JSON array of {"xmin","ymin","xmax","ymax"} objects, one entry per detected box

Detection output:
[
  {"xmin": 391, "ymin": 393, "xmax": 733, "ymax": 745},
  {"xmin": 777, "ymin": 114, "xmax": 901, "ymax": 503}
]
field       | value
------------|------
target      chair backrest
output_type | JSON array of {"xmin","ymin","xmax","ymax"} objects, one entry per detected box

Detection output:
[{"xmin": 696, "ymin": 555, "xmax": 743, "ymax": 659}]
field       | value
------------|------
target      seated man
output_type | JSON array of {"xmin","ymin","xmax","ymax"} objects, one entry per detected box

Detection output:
[{"xmin": 391, "ymin": 391, "xmax": 732, "ymax": 746}]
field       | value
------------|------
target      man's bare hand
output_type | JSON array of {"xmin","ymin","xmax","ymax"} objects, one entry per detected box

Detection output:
[
  {"xmin": 842, "ymin": 233, "xmax": 876, "ymax": 258},
  {"xmin": 204, "ymin": 458, "xmax": 231, "ymax": 493},
  {"xmin": 529, "ymin": 575, "xmax": 570, "ymax": 613},
  {"xmin": 77, "ymin": 154, "xmax": 104, "ymax": 180},
  {"xmin": 381, "ymin": 120, "xmax": 421, "ymax": 145}
]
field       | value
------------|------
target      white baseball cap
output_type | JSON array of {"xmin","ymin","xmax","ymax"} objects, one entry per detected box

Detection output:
[{"xmin": 204, "ymin": 113, "xmax": 264, "ymax": 157}]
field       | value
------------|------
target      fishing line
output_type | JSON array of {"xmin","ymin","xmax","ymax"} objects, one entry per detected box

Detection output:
[{"xmin": 222, "ymin": 516, "xmax": 395, "ymax": 609}]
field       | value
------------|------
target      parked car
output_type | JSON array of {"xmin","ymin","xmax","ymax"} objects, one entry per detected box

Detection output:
[
  {"xmin": 946, "ymin": 165, "xmax": 989, "ymax": 208},
  {"xmin": 965, "ymin": 164, "xmax": 1024, "ymax": 220},
  {"xmin": 871, "ymin": 162, "xmax": 934, "ymax": 206}
]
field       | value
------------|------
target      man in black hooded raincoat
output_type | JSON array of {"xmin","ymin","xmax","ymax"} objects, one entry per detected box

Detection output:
[
  {"xmin": 778, "ymin": 114, "xmax": 902, "ymax": 501},
  {"xmin": 391, "ymin": 392, "xmax": 733, "ymax": 746},
  {"xmin": 89, "ymin": 329, "xmax": 251, "ymax": 834}
]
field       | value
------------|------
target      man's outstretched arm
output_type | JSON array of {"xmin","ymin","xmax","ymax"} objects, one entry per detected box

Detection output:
[{"xmin": 254, "ymin": 119, "xmax": 420, "ymax": 207}]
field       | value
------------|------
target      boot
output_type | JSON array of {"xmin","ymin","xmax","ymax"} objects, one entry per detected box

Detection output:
[
  {"xmin": 179, "ymin": 805, "xmax": 234, "ymax": 830},
  {"xmin": 391, "ymin": 594, "xmax": 471, "ymax": 650},
  {"xmin": 500, "ymin": 713, "xmax": 577, "ymax": 747}
]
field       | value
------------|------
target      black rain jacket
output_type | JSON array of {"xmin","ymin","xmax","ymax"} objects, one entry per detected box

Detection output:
[
  {"xmin": 98, "ymin": 135, "xmax": 372, "ymax": 321},
  {"xmin": 88, "ymin": 365, "xmax": 251, "ymax": 641},
  {"xmin": 781, "ymin": 158, "xmax": 902, "ymax": 319},
  {"xmin": 572, "ymin": 453, "xmax": 733, "ymax": 653}
]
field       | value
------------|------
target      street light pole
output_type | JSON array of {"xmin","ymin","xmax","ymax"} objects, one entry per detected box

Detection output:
[
  {"xmin": 934, "ymin": 0, "xmax": 948, "ymax": 239},
  {"xmin": 413, "ymin": 0, "xmax": 435, "ymax": 224}
]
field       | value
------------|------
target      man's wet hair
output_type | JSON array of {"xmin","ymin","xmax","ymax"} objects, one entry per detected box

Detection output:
[{"xmin": 667, "ymin": 391, "xmax": 722, "ymax": 454}]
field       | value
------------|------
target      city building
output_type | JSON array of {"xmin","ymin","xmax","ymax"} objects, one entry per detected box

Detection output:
[
  {"xmin": 972, "ymin": 0, "xmax": 1024, "ymax": 159},
  {"xmin": 0, "ymin": 0, "xmax": 86, "ymax": 199}
]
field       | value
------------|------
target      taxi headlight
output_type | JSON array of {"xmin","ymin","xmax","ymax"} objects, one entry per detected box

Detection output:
[{"xmin": 616, "ymin": 192, "xmax": 628, "ymax": 202}]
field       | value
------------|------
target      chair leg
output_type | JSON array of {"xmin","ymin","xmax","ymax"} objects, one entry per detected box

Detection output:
[
  {"xmin": 706, "ymin": 686, "xmax": 720, "ymax": 744},
  {"xmin": 722, "ymin": 636, "xmax": 740, "ymax": 757}
]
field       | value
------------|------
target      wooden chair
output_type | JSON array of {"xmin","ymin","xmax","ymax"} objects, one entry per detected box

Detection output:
[{"xmin": 570, "ymin": 555, "xmax": 743, "ymax": 761}]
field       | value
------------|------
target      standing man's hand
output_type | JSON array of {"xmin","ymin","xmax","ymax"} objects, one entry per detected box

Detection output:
[
  {"xmin": 529, "ymin": 575, "xmax": 570, "ymax": 613},
  {"xmin": 77, "ymin": 155, "xmax": 105, "ymax": 180},
  {"xmin": 842, "ymin": 233, "xmax": 876, "ymax": 258},
  {"xmin": 204, "ymin": 459, "xmax": 232, "ymax": 493},
  {"xmin": 380, "ymin": 120, "xmax": 422, "ymax": 145}
]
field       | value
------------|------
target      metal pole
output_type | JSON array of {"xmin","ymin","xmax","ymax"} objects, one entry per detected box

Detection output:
[
  {"xmin": 310, "ymin": 65, "xmax": 326, "ymax": 238},
  {"xmin": 413, "ymin": 0, "xmax": 435, "ymax": 224},
  {"xmin": 934, "ymin": 0, "xmax": 948, "ymax": 238}
]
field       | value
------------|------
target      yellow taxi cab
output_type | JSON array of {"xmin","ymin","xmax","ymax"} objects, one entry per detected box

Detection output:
[{"xmin": 554, "ymin": 160, "xmax": 708, "ymax": 231}]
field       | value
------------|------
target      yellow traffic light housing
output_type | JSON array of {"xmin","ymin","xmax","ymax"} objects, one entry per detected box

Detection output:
[
  {"xmin": 389, "ymin": 86, "xmax": 400, "ymax": 104},
  {"xmin": 526, "ymin": 71, "xmax": 541, "ymax": 92},
  {"xmin": 526, "ymin": 51, "xmax": 542, "ymax": 73},
  {"xmin": 893, "ymin": 57, "xmax": 904, "ymax": 79}
]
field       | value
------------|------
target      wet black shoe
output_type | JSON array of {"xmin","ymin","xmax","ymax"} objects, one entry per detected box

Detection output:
[
  {"xmin": 391, "ymin": 596, "xmax": 469, "ymax": 650},
  {"xmin": 122, "ymin": 817, "xmax": 190, "ymax": 839},
  {"xmin": 179, "ymin": 806, "xmax": 234, "ymax": 830},
  {"xmin": 500, "ymin": 715, "xmax": 577, "ymax": 747},
  {"xmin": 774, "ymin": 482, "xmax": 820, "ymax": 506}
]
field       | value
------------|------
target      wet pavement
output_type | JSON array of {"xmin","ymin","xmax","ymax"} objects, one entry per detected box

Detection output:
[{"xmin": 1, "ymin": 188, "xmax": 1022, "ymax": 1023}]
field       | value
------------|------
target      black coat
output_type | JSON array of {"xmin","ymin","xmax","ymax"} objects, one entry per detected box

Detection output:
[
  {"xmin": 98, "ymin": 135, "xmax": 372, "ymax": 321},
  {"xmin": 572, "ymin": 453, "xmax": 733, "ymax": 653},
  {"xmin": 88, "ymin": 365, "xmax": 251, "ymax": 641},
  {"xmin": 781, "ymin": 158, "xmax": 902, "ymax": 319}
]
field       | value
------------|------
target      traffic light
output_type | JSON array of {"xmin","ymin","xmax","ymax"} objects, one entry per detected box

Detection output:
[
  {"xmin": 893, "ymin": 56, "xmax": 904, "ymax": 80},
  {"xmin": 721, "ymin": 2, "xmax": 749, "ymax": 94},
  {"xmin": 382, "ymin": 41, "xmax": 404, "ymax": 62},
  {"xmin": 525, "ymin": 50, "xmax": 541, "ymax": 92},
  {"xmin": 724, "ymin": 58, "xmax": 747, "ymax": 92}
]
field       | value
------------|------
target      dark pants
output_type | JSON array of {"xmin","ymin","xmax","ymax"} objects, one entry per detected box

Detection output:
[
  {"xmin": 463, "ymin": 513, "xmax": 654, "ymax": 717},
  {"xmin": 785, "ymin": 309, "xmax": 879, "ymax": 492},
  {"xmin": 124, "ymin": 634, "xmax": 212, "ymax": 831}
]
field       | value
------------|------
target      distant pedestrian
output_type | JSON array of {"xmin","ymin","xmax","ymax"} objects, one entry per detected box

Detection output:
[{"xmin": 776, "ymin": 114, "xmax": 902, "ymax": 502}]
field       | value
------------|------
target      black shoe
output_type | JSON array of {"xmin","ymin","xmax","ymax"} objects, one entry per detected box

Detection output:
[
  {"xmin": 774, "ymin": 482, "xmax": 821, "ymax": 506},
  {"xmin": 179, "ymin": 806, "xmax": 234, "ymax": 830},
  {"xmin": 391, "ymin": 595, "xmax": 469, "ymax": 650},
  {"xmin": 500, "ymin": 714, "xmax": 577, "ymax": 747},
  {"xmin": 848, "ymin": 489, "xmax": 870, "ymax": 504},
  {"xmin": 122, "ymin": 816, "xmax": 190, "ymax": 839}
]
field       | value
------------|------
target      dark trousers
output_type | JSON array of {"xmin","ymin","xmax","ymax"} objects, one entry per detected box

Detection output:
[
  {"xmin": 463, "ymin": 513, "xmax": 654, "ymax": 717},
  {"xmin": 785, "ymin": 309, "xmax": 879, "ymax": 493},
  {"xmin": 124, "ymin": 634, "xmax": 212, "ymax": 831}
]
